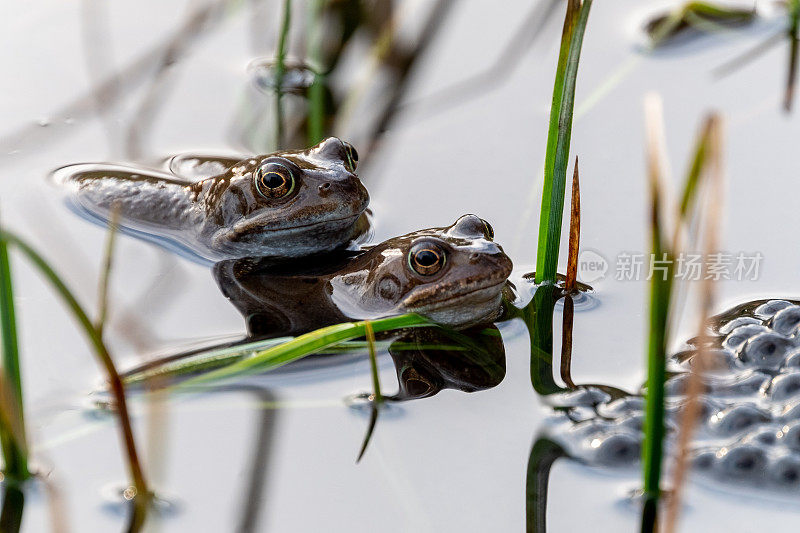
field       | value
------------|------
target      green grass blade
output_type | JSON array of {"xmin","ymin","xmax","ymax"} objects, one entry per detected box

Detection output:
[
  {"xmin": 536, "ymin": 0, "xmax": 592, "ymax": 284},
  {"xmin": 176, "ymin": 314, "xmax": 429, "ymax": 389},
  {"xmin": 640, "ymin": 96, "xmax": 670, "ymax": 532},
  {"xmin": 0, "ymin": 222, "xmax": 28, "ymax": 483},
  {"xmin": 95, "ymin": 207, "xmax": 119, "ymax": 337},
  {"xmin": 535, "ymin": 0, "xmax": 579, "ymax": 282},
  {"xmin": 307, "ymin": 0, "xmax": 326, "ymax": 145},
  {"xmin": 678, "ymin": 117, "xmax": 714, "ymax": 220},
  {"xmin": 274, "ymin": 0, "xmax": 292, "ymax": 150},
  {"xmin": 786, "ymin": 0, "xmax": 800, "ymax": 112}
]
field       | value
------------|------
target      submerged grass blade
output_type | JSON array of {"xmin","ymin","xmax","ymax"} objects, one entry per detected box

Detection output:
[
  {"xmin": 176, "ymin": 314, "xmax": 428, "ymax": 389},
  {"xmin": 356, "ymin": 321, "xmax": 382, "ymax": 462},
  {"xmin": 0, "ymin": 217, "xmax": 28, "ymax": 484},
  {"xmin": 565, "ymin": 156, "xmax": 580, "ymax": 292},
  {"xmin": 535, "ymin": 0, "xmax": 592, "ymax": 284},
  {"xmin": 0, "ymin": 231, "xmax": 148, "ymax": 509}
]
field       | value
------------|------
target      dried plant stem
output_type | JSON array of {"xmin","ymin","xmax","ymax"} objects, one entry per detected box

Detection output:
[{"xmin": 565, "ymin": 157, "xmax": 581, "ymax": 292}]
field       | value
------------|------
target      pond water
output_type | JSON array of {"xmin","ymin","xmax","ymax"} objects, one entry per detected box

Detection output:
[{"xmin": 2, "ymin": 0, "xmax": 800, "ymax": 531}]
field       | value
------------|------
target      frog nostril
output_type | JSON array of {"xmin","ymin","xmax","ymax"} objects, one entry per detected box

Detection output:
[
  {"xmin": 469, "ymin": 253, "xmax": 480, "ymax": 264},
  {"xmin": 318, "ymin": 182, "xmax": 331, "ymax": 194}
]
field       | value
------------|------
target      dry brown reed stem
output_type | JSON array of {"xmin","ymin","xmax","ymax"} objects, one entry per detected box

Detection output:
[{"xmin": 565, "ymin": 156, "xmax": 580, "ymax": 292}]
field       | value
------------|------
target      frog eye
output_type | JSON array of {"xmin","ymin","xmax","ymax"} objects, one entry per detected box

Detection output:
[
  {"xmin": 343, "ymin": 142, "xmax": 358, "ymax": 172},
  {"xmin": 481, "ymin": 219, "xmax": 494, "ymax": 241},
  {"xmin": 255, "ymin": 162, "xmax": 295, "ymax": 199},
  {"xmin": 408, "ymin": 242, "xmax": 446, "ymax": 276}
]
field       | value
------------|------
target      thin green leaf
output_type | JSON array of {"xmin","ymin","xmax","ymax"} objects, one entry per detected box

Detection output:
[
  {"xmin": 274, "ymin": 0, "xmax": 292, "ymax": 150},
  {"xmin": 0, "ymin": 217, "xmax": 28, "ymax": 483},
  {"xmin": 786, "ymin": 0, "xmax": 800, "ymax": 111},
  {"xmin": 176, "ymin": 314, "xmax": 429, "ymax": 389},
  {"xmin": 96, "ymin": 206, "xmax": 119, "ymax": 337},
  {"xmin": 307, "ymin": 0, "xmax": 326, "ymax": 144},
  {"xmin": 536, "ymin": 0, "xmax": 592, "ymax": 284},
  {"xmin": 641, "ymin": 95, "xmax": 671, "ymax": 532}
]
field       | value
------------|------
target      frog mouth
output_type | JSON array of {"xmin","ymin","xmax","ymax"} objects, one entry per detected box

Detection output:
[
  {"xmin": 403, "ymin": 277, "xmax": 509, "ymax": 313},
  {"xmin": 229, "ymin": 212, "xmax": 362, "ymax": 240}
]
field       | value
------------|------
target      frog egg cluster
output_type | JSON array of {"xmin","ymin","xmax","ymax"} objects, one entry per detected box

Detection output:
[{"xmin": 546, "ymin": 299, "xmax": 800, "ymax": 492}]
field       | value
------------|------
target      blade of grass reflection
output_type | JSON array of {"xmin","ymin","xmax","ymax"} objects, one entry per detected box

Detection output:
[
  {"xmin": 357, "ymin": 321, "xmax": 382, "ymax": 462},
  {"xmin": 525, "ymin": 284, "xmax": 563, "ymax": 396},
  {"xmin": 235, "ymin": 386, "xmax": 277, "ymax": 533},
  {"xmin": 525, "ymin": 437, "xmax": 566, "ymax": 533},
  {"xmin": 559, "ymin": 295, "xmax": 576, "ymax": 389},
  {"xmin": 0, "ymin": 486, "xmax": 24, "ymax": 533}
]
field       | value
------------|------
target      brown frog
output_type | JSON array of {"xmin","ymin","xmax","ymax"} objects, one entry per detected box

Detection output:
[
  {"xmin": 213, "ymin": 214, "xmax": 513, "ymax": 336},
  {"xmin": 52, "ymin": 137, "xmax": 370, "ymax": 262}
]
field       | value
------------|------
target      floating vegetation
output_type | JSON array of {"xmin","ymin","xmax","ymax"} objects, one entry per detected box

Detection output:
[{"xmin": 645, "ymin": 1, "xmax": 757, "ymax": 47}]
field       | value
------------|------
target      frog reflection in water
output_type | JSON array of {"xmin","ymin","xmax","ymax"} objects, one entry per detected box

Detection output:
[
  {"xmin": 52, "ymin": 137, "xmax": 370, "ymax": 262},
  {"xmin": 385, "ymin": 324, "xmax": 506, "ymax": 402},
  {"xmin": 213, "ymin": 214, "xmax": 513, "ymax": 336}
]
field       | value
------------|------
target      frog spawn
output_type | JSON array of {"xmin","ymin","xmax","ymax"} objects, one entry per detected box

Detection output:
[{"xmin": 546, "ymin": 299, "xmax": 800, "ymax": 493}]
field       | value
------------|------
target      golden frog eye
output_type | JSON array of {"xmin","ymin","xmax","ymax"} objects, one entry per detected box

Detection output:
[
  {"xmin": 481, "ymin": 219, "xmax": 494, "ymax": 240},
  {"xmin": 255, "ymin": 162, "xmax": 295, "ymax": 199},
  {"xmin": 408, "ymin": 242, "xmax": 446, "ymax": 276},
  {"xmin": 343, "ymin": 142, "xmax": 358, "ymax": 172}
]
